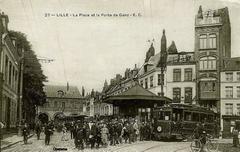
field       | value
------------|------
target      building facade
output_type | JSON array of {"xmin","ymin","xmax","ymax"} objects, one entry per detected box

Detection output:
[
  {"xmin": 38, "ymin": 85, "xmax": 85, "ymax": 122},
  {"xmin": 93, "ymin": 66, "xmax": 139, "ymax": 117},
  {"xmin": 194, "ymin": 6, "xmax": 231, "ymax": 112},
  {"xmin": 220, "ymin": 58, "xmax": 240, "ymax": 137},
  {"xmin": 138, "ymin": 31, "xmax": 168, "ymax": 96},
  {"xmin": 166, "ymin": 52, "xmax": 196, "ymax": 104},
  {"xmin": 0, "ymin": 13, "xmax": 23, "ymax": 128}
]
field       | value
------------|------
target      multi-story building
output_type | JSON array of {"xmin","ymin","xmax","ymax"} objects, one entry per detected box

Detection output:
[
  {"xmin": 194, "ymin": 6, "xmax": 231, "ymax": 111},
  {"xmin": 94, "ymin": 66, "xmax": 139, "ymax": 117},
  {"xmin": 0, "ymin": 13, "xmax": 23, "ymax": 129},
  {"xmin": 38, "ymin": 85, "xmax": 85, "ymax": 123},
  {"xmin": 138, "ymin": 31, "xmax": 167, "ymax": 96},
  {"xmin": 220, "ymin": 58, "xmax": 240, "ymax": 137},
  {"xmin": 166, "ymin": 52, "xmax": 196, "ymax": 104}
]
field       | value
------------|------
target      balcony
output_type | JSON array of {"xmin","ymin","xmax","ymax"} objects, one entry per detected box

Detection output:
[
  {"xmin": 195, "ymin": 17, "xmax": 221, "ymax": 26},
  {"xmin": 199, "ymin": 91, "xmax": 218, "ymax": 100}
]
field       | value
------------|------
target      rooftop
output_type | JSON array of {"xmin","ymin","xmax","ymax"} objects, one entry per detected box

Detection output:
[{"xmin": 44, "ymin": 85, "xmax": 83, "ymax": 99}]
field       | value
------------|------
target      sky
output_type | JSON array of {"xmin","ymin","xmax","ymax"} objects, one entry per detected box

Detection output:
[{"xmin": 0, "ymin": 0, "xmax": 240, "ymax": 93}]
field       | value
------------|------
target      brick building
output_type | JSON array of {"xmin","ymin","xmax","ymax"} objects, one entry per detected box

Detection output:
[
  {"xmin": 194, "ymin": 6, "xmax": 231, "ymax": 112},
  {"xmin": 38, "ymin": 85, "xmax": 85, "ymax": 123}
]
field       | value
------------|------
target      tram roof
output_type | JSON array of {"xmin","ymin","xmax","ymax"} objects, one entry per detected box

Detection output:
[
  {"xmin": 103, "ymin": 85, "xmax": 172, "ymax": 106},
  {"xmin": 155, "ymin": 103, "xmax": 216, "ymax": 114}
]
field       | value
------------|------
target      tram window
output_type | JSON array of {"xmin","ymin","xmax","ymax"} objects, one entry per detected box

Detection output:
[
  {"xmin": 184, "ymin": 112, "xmax": 192, "ymax": 121},
  {"xmin": 192, "ymin": 113, "xmax": 199, "ymax": 122},
  {"xmin": 208, "ymin": 115, "xmax": 214, "ymax": 122},
  {"xmin": 159, "ymin": 112, "xmax": 164, "ymax": 120},
  {"xmin": 164, "ymin": 111, "xmax": 171, "ymax": 120},
  {"xmin": 172, "ymin": 113, "xmax": 176, "ymax": 121},
  {"xmin": 200, "ymin": 114, "xmax": 207, "ymax": 122}
]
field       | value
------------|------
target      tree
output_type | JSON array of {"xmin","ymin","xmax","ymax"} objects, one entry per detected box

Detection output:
[{"xmin": 9, "ymin": 31, "xmax": 47, "ymax": 123}]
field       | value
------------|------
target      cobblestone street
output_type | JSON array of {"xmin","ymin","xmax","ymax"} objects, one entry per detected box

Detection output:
[{"xmin": 2, "ymin": 132, "xmax": 191, "ymax": 152}]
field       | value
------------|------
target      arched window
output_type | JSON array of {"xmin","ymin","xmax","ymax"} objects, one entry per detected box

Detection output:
[
  {"xmin": 199, "ymin": 56, "xmax": 216, "ymax": 70},
  {"xmin": 199, "ymin": 34, "xmax": 207, "ymax": 49}
]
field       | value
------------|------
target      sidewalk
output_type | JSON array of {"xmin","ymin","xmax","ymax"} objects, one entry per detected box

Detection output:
[{"xmin": 1, "ymin": 132, "xmax": 34, "ymax": 150}]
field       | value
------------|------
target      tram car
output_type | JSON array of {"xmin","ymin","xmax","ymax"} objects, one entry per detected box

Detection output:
[{"xmin": 152, "ymin": 103, "xmax": 217, "ymax": 140}]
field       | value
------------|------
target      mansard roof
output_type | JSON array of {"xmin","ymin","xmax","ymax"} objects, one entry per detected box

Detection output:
[{"xmin": 222, "ymin": 57, "xmax": 240, "ymax": 71}]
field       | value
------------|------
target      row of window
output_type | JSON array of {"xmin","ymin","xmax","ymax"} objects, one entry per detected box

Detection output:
[
  {"xmin": 173, "ymin": 68, "xmax": 193, "ymax": 82},
  {"xmin": 225, "ymin": 72, "xmax": 240, "ymax": 82},
  {"xmin": 140, "ymin": 74, "xmax": 163, "ymax": 89},
  {"xmin": 199, "ymin": 57, "xmax": 216, "ymax": 70},
  {"xmin": 172, "ymin": 87, "xmax": 192, "ymax": 103},
  {"xmin": 44, "ymin": 101, "xmax": 82, "ymax": 109},
  {"xmin": 225, "ymin": 103, "xmax": 240, "ymax": 115},
  {"xmin": 201, "ymin": 81, "xmax": 216, "ymax": 92},
  {"xmin": 224, "ymin": 86, "xmax": 240, "ymax": 98},
  {"xmin": 3, "ymin": 55, "xmax": 19, "ymax": 92},
  {"xmin": 199, "ymin": 34, "xmax": 217, "ymax": 49}
]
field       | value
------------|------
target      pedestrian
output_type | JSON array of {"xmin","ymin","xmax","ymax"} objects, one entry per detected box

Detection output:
[
  {"xmin": 232, "ymin": 127, "xmax": 239, "ymax": 147},
  {"xmin": 70, "ymin": 122, "xmax": 74, "ymax": 139},
  {"xmin": 61, "ymin": 125, "xmax": 68, "ymax": 141},
  {"xmin": 101, "ymin": 124, "xmax": 109, "ymax": 148},
  {"xmin": 35, "ymin": 123, "xmax": 41, "ymax": 140},
  {"xmin": 75, "ymin": 124, "xmax": 85, "ymax": 150},
  {"xmin": 140, "ymin": 122, "xmax": 145, "ymax": 141},
  {"xmin": 133, "ymin": 119, "xmax": 139, "ymax": 142},
  {"xmin": 122, "ymin": 122, "xmax": 129, "ymax": 143},
  {"xmin": 116, "ymin": 121, "xmax": 123, "ymax": 144},
  {"xmin": 109, "ymin": 121, "xmax": 116, "ymax": 145},
  {"xmin": 128, "ymin": 121, "xmax": 135, "ymax": 144},
  {"xmin": 22, "ymin": 123, "xmax": 29, "ymax": 144},
  {"xmin": 95, "ymin": 122, "xmax": 102, "ymax": 148},
  {"xmin": 44, "ymin": 123, "xmax": 53, "ymax": 145},
  {"xmin": 89, "ymin": 121, "xmax": 97, "ymax": 149}
]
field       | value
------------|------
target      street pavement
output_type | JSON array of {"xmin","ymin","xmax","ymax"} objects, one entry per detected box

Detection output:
[{"xmin": 2, "ymin": 132, "xmax": 193, "ymax": 152}]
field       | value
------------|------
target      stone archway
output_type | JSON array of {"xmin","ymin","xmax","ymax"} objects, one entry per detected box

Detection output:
[
  {"xmin": 53, "ymin": 112, "xmax": 65, "ymax": 122},
  {"xmin": 38, "ymin": 113, "xmax": 49, "ymax": 124}
]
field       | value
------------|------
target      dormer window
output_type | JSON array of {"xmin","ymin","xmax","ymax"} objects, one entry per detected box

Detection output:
[{"xmin": 57, "ymin": 90, "xmax": 64, "ymax": 97}]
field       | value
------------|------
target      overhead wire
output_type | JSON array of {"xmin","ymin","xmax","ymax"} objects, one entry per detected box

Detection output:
[{"xmin": 56, "ymin": 0, "xmax": 68, "ymax": 84}]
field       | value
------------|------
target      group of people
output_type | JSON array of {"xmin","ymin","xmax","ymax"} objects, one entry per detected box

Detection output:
[
  {"xmin": 21, "ymin": 118, "xmax": 153, "ymax": 150},
  {"xmin": 21, "ymin": 121, "xmax": 54, "ymax": 145},
  {"xmin": 68, "ymin": 118, "xmax": 153, "ymax": 150}
]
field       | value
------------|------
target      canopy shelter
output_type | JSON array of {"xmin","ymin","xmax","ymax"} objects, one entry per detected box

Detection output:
[
  {"xmin": 103, "ymin": 85, "xmax": 172, "ymax": 121},
  {"xmin": 104, "ymin": 84, "xmax": 171, "ymax": 106}
]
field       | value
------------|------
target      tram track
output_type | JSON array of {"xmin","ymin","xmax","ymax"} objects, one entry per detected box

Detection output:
[
  {"xmin": 110, "ymin": 140, "xmax": 190, "ymax": 152},
  {"xmin": 110, "ymin": 141, "xmax": 153, "ymax": 152}
]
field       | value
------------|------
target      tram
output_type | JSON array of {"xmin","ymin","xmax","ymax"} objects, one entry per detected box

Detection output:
[{"xmin": 152, "ymin": 103, "xmax": 217, "ymax": 140}]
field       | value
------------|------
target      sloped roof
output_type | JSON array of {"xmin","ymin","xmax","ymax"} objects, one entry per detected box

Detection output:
[
  {"xmin": 44, "ymin": 85, "xmax": 83, "ymax": 99},
  {"xmin": 119, "ymin": 84, "xmax": 156, "ymax": 96},
  {"xmin": 103, "ymin": 84, "xmax": 172, "ymax": 105},
  {"xmin": 138, "ymin": 53, "xmax": 161, "ymax": 75}
]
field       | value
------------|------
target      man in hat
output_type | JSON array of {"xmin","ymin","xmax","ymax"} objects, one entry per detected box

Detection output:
[{"xmin": 232, "ymin": 126, "xmax": 239, "ymax": 147}]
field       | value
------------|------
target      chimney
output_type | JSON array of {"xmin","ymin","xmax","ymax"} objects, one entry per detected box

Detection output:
[
  {"xmin": 1, "ymin": 12, "xmax": 9, "ymax": 32},
  {"xmin": 82, "ymin": 86, "xmax": 85, "ymax": 97},
  {"xmin": 67, "ymin": 82, "xmax": 69, "ymax": 91}
]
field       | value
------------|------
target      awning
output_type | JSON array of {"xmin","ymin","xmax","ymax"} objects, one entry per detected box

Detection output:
[{"xmin": 103, "ymin": 85, "xmax": 172, "ymax": 106}]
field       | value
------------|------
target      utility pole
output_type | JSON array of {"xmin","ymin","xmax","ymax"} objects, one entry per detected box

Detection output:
[
  {"xmin": 160, "ymin": 29, "xmax": 167, "ymax": 97},
  {"xmin": 17, "ymin": 48, "xmax": 24, "ymax": 136},
  {"xmin": 0, "ymin": 12, "xmax": 4, "ymax": 152}
]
